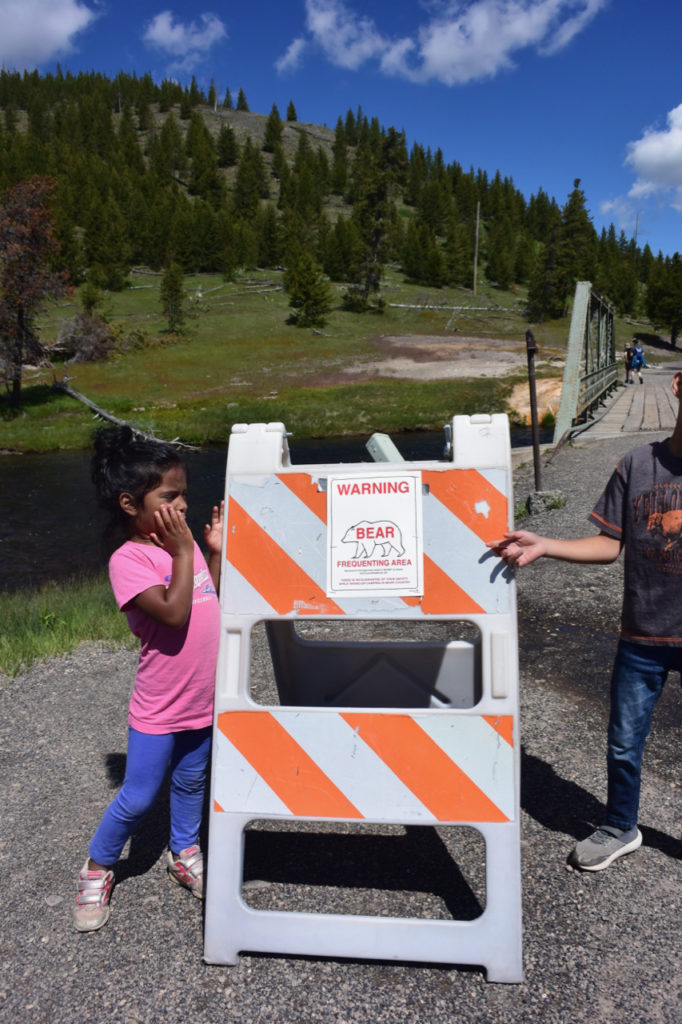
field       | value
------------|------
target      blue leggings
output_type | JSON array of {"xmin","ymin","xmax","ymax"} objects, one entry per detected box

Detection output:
[{"xmin": 89, "ymin": 726, "xmax": 212, "ymax": 867}]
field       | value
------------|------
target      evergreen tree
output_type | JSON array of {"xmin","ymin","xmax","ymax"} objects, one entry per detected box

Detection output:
[
  {"xmin": 223, "ymin": 87, "xmax": 233, "ymax": 110},
  {"xmin": 285, "ymin": 251, "xmax": 332, "ymax": 327},
  {"xmin": 443, "ymin": 216, "xmax": 473, "ymax": 287},
  {"xmin": 233, "ymin": 136, "xmax": 268, "ymax": 218},
  {"xmin": 646, "ymin": 254, "xmax": 682, "ymax": 346},
  {"xmin": 486, "ymin": 215, "xmax": 515, "ymax": 289},
  {"xmin": 402, "ymin": 219, "xmax": 444, "ymax": 287},
  {"xmin": 555, "ymin": 178, "xmax": 597, "ymax": 299},
  {"xmin": 286, "ymin": 100, "xmax": 297, "ymax": 122},
  {"xmin": 217, "ymin": 123, "xmax": 239, "ymax": 167},
  {"xmin": 160, "ymin": 261, "xmax": 186, "ymax": 332},
  {"xmin": 526, "ymin": 226, "xmax": 563, "ymax": 321},
  {"xmin": 527, "ymin": 180, "xmax": 597, "ymax": 320},
  {"xmin": 342, "ymin": 151, "xmax": 390, "ymax": 312},
  {"xmin": 263, "ymin": 103, "xmax": 283, "ymax": 153},
  {"xmin": 236, "ymin": 88, "xmax": 249, "ymax": 112},
  {"xmin": 207, "ymin": 77, "xmax": 217, "ymax": 110},
  {"xmin": 331, "ymin": 116, "xmax": 347, "ymax": 195}
]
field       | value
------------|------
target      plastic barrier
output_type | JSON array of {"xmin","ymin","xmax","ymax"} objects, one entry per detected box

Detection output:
[{"xmin": 204, "ymin": 415, "xmax": 522, "ymax": 983}]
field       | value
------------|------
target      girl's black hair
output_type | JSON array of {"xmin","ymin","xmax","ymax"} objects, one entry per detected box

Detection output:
[{"xmin": 91, "ymin": 425, "xmax": 184, "ymax": 547}]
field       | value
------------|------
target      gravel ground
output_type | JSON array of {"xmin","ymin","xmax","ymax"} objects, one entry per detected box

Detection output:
[{"xmin": 1, "ymin": 432, "xmax": 680, "ymax": 1023}]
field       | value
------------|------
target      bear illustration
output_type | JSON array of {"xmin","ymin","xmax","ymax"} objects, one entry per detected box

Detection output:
[
  {"xmin": 647, "ymin": 509, "xmax": 682, "ymax": 550},
  {"xmin": 341, "ymin": 520, "xmax": 405, "ymax": 559}
]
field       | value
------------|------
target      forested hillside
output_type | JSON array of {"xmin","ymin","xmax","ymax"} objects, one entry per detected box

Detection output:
[{"xmin": 0, "ymin": 67, "xmax": 681, "ymax": 338}]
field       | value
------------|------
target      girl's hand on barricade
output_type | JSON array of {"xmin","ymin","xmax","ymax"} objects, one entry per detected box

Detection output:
[
  {"xmin": 150, "ymin": 505, "xmax": 194, "ymax": 558},
  {"xmin": 204, "ymin": 501, "xmax": 224, "ymax": 556},
  {"xmin": 486, "ymin": 530, "xmax": 547, "ymax": 568}
]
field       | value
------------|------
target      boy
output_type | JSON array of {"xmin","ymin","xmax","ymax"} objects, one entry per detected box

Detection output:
[{"xmin": 489, "ymin": 370, "xmax": 682, "ymax": 871}]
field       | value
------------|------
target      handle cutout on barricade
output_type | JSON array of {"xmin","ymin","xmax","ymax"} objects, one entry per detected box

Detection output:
[{"xmin": 247, "ymin": 618, "xmax": 482, "ymax": 709}]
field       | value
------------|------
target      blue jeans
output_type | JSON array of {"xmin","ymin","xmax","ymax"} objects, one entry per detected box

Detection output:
[
  {"xmin": 606, "ymin": 639, "xmax": 677, "ymax": 831},
  {"xmin": 89, "ymin": 726, "xmax": 212, "ymax": 866}
]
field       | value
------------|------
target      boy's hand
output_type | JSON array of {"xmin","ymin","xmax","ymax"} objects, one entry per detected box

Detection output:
[
  {"xmin": 486, "ymin": 530, "xmax": 547, "ymax": 568},
  {"xmin": 204, "ymin": 500, "xmax": 224, "ymax": 556}
]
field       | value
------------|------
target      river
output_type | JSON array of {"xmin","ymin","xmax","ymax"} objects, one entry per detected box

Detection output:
[{"xmin": 0, "ymin": 428, "xmax": 544, "ymax": 592}]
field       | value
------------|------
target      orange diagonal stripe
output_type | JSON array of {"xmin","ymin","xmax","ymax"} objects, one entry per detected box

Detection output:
[
  {"xmin": 278, "ymin": 473, "xmax": 327, "ymax": 522},
  {"xmin": 423, "ymin": 469, "xmax": 508, "ymax": 543},
  {"xmin": 341, "ymin": 713, "xmax": 508, "ymax": 822},
  {"xmin": 218, "ymin": 711, "xmax": 363, "ymax": 819},
  {"xmin": 226, "ymin": 497, "xmax": 344, "ymax": 615},
  {"xmin": 483, "ymin": 715, "xmax": 514, "ymax": 747},
  {"xmin": 414, "ymin": 554, "xmax": 485, "ymax": 614}
]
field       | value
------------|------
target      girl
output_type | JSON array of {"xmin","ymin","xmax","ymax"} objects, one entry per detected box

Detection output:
[{"xmin": 74, "ymin": 425, "xmax": 223, "ymax": 932}]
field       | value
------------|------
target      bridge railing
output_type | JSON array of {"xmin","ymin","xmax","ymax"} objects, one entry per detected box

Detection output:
[{"xmin": 553, "ymin": 282, "xmax": 618, "ymax": 442}]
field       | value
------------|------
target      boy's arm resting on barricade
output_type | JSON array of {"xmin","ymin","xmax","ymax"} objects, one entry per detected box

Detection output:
[
  {"xmin": 205, "ymin": 500, "xmax": 225, "ymax": 593},
  {"xmin": 487, "ymin": 530, "xmax": 622, "ymax": 568}
]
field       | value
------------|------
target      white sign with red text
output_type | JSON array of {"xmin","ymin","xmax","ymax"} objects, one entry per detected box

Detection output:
[{"xmin": 326, "ymin": 472, "xmax": 424, "ymax": 596}]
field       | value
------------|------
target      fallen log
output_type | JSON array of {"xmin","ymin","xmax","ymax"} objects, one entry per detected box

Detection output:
[{"xmin": 51, "ymin": 377, "xmax": 200, "ymax": 451}]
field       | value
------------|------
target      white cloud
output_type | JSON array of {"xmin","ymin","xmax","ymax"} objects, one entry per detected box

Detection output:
[
  {"xmin": 276, "ymin": 37, "xmax": 307, "ymax": 74},
  {"xmin": 304, "ymin": 0, "xmax": 387, "ymax": 70},
  {"xmin": 276, "ymin": 0, "xmax": 608, "ymax": 86},
  {"xmin": 143, "ymin": 10, "xmax": 227, "ymax": 72},
  {"xmin": 599, "ymin": 104, "xmax": 682, "ymax": 250},
  {"xmin": 0, "ymin": 0, "xmax": 98, "ymax": 70},
  {"xmin": 626, "ymin": 104, "xmax": 682, "ymax": 193}
]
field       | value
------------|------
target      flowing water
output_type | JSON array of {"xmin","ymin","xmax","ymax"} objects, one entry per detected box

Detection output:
[{"xmin": 0, "ymin": 428, "xmax": 544, "ymax": 591}]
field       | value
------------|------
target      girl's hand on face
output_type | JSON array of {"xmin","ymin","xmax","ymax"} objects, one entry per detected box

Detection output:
[
  {"xmin": 204, "ymin": 500, "xmax": 224, "ymax": 555},
  {"xmin": 149, "ymin": 505, "xmax": 194, "ymax": 557}
]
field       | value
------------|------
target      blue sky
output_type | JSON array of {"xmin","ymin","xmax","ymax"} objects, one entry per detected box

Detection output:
[{"xmin": 2, "ymin": 0, "xmax": 681, "ymax": 258}]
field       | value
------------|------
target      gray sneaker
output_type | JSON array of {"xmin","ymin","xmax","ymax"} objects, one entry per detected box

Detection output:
[{"xmin": 568, "ymin": 826, "xmax": 642, "ymax": 872}]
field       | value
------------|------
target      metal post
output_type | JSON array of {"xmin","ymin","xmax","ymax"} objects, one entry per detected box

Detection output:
[{"xmin": 525, "ymin": 330, "xmax": 542, "ymax": 492}]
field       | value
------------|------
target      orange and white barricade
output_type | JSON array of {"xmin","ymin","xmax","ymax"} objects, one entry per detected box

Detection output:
[{"xmin": 204, "ymin": 414, "xmax": 522, "ymax": 983}]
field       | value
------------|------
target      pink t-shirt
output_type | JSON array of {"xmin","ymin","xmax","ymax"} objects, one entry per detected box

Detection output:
[{"xmin": 109, "ymin": 540, "xmax": 220, "ymax": 734}]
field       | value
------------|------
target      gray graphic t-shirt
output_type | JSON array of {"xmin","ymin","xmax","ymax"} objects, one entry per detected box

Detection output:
[{"xmin": 590, "ymin": 440, "xmax": 682, "ymax": 645}]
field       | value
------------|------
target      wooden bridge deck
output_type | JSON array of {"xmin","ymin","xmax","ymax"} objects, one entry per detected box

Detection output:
[{"xmin": 578, "ymin": 364, "xmax": 682, "ymax": 439}]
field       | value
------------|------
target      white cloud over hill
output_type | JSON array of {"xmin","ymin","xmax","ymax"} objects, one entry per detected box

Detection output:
[
  {"xmin": 0, "ymin": 0, "xmax": 98, "ymax": 69},
  {"xmin": 278, "ymin": 0, "xmax": 609, "ymax": 85}
]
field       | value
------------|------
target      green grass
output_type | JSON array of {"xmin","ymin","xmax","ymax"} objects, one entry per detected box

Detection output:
[
  {"xmin": 0, "ymin": 574, "xmax": 134, "ymax": 679},
  {"xmin": 1, "ymin": 266, "xmax": 653, "ymax": 452},
  {"xmin": 1, "ymin": 267, "xmax": 555, "ymax": 452}
]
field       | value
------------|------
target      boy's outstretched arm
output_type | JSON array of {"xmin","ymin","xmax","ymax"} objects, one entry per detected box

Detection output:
[{"xmin": 487, "ymin": 529, "xmax": 622, "ymax": 569}]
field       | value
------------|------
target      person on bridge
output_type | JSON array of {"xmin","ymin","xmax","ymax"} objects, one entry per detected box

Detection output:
[
  {"xmin": 488, "ymin": 369, "xmax": 682, "ymax": 872},
  {"xmin": 630, "ymin": 339, "xmax": 646, "ymax": 384}
]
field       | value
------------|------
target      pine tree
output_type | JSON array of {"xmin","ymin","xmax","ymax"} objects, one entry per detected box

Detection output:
[
  {"xmin": 160, "ymin": 261, "xmax": 186, "ymax": 332},
  {"xmin": 646, "ymin": 254, "xmax": 682, "ymax": 346},
  {"xmin": 555, "ymin": 178, "xmax": 597, "ymax": 300},
  {"xmin": 217, "ymin": 123, "xmax": 239, "ymax": 167},
  {"xmin": 486, "ymin": 216, "xmax": 515, "ymax": 289},
  {"xmin": 331, "ymin": 116, "xmax": 347, "ymax": 195},
  {"xmin": 223, "ymin": 87, "xmax": 233, "ymax": 110},
  {"xmin": 236, "ymin": 88, "xmax": 249, "ymax": 112},
  {"xmin": 285, "ymin": 251, "xmax": 332, "ymax": 327},
  {"xmin": 233, "ymin": 136, "xmax": 268, "ymax": 218},
  {"xmin": 263, "ymin": 104, "xmax": 283, "ymax": 153},
  {"xmin": 342, "ymin": 151, "xmax": 390, "ymax": 312},
  {"xmin": 286, "ymin": 100, "xmax": 297, "ymax": 122}
]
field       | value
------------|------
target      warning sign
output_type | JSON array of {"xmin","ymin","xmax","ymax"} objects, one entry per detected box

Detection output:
[{"xmin": 326, "ymin": 472, "xmax": 424, "ymax": 596}]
